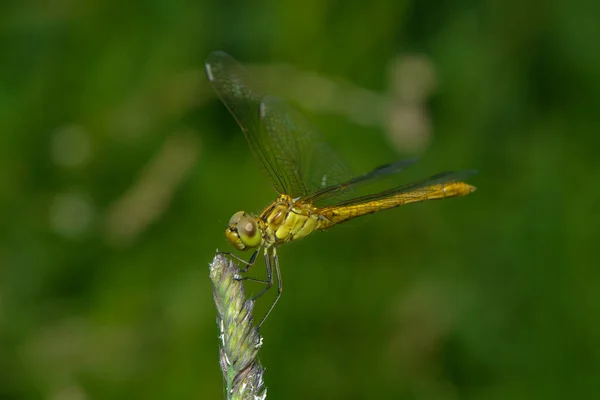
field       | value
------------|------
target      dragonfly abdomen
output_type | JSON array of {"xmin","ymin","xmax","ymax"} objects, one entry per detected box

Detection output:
[{"xmin": 318, "ymin": 181, "xmax": 476, "ymax": 227}]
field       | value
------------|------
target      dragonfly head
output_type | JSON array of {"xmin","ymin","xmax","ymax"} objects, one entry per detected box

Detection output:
[{"xmin": 226, "ymin": 211, "xmax": 262, "ymax": 251}]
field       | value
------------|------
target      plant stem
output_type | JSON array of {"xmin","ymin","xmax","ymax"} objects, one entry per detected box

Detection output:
[{"xmin": 210, "ymin": 252, "xmax": 266, "ymax": 400}]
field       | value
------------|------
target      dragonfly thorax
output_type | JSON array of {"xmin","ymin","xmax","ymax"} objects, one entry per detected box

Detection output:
[{"xmin": 259, "ymin": 195, "xmax": 322, "ymax": 246}]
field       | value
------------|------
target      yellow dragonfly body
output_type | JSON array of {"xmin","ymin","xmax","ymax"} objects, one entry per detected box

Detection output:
[{"xmin": 205, "ymin": 51, "xmax": 476, "ymax": 326}]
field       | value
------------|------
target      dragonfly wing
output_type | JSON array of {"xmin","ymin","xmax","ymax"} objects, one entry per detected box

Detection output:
[
  {"xmin": 205, "ymin": 51, "xmax": 351, "ymax": 197},
  {"xmin": 316, "ymin": 170, "xmax": 477, "ymax": 227},
  {"xmin": 205, "ymin": 51, "xmax": 290, "ymax": 193},
  {"xmin": 300, "ymin": 158, "xmax": 418, "ymax": 206},
  {"xmin": 334, "ymin": 170, "xmax": 477, "ymax": 207},
  {"xmin": 258, "ymin": 96, "xmax": 352, "ymax": 197}
]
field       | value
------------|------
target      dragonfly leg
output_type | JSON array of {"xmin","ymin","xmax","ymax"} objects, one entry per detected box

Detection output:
[
  {"xmin": 236, "ymin": 250, "xmax": 259, "ymax": 272},
  {"xmin": 221, "ymin": 249, "xmax": 270, "ymax": 285},
  {"xmin": 233, "ymin": 249, "xmax": 273, "ymax": 285},
  {"xmin": 256, "ymin": 249, "xmax": 283, "ymax": 328},
  {"xmin": 222, "ymin": 247, "xmax": 282, "ymax": 327},
  {"xmin": 217, "ymin": 249, "xmax": 258, "ymax": 269},
  {"xmin": 249, "ymin": 248, "xmax": 274, "ymax": 300}
]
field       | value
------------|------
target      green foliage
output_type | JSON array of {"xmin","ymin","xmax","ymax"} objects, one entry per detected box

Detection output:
[{"xmin": 1, "ymin": 0, "xmax": 599, "ymax": 398}]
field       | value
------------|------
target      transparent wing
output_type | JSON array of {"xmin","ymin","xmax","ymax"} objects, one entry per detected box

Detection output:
[
  {"xmin": 316, "ymin": 170, "xmax": 477, "ymax": 226},
  {"xmin": 258, "ymin": 96, "xmax": 352, "ymax": 197},
  {"xmin": 325, "ymin": 170, "xmax": 477, "ymax": 208},
  {"xmin": 299, "ymin": 158, "xmax": 418, "ymax": 206},
  {"xmin": 205, "ymin": 51, "xmax": 351, "ymax": 197}
]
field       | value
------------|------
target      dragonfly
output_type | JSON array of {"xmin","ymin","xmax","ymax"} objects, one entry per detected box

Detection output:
[{"xmin": 205, "ymin": 51, "xmax": 476, "ymax": 327}]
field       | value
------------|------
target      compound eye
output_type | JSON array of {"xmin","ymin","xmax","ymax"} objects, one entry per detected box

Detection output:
[
  {"xmin": 229, "ymin": 211, "xmax": 245, "ymax": 226},
  {"xmin": 236, "ymin": 215, "xmax": 261, "ymax": 248}
]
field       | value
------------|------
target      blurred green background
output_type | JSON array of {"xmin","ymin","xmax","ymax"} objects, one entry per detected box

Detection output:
[{"xmin": 2, "ymin": 0, "xmax": 599, "ymax": 399}]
